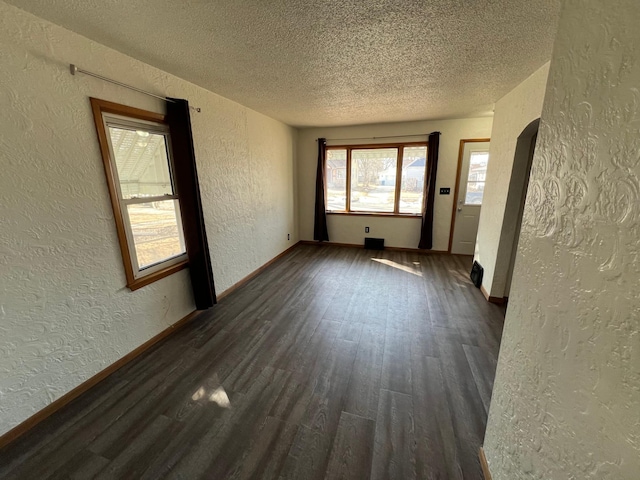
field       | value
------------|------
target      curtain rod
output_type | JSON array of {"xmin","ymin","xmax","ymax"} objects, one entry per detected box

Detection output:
[
  {"xmin": 69, "ymin": 64, "xmax": 201, "ymax": 112},
  {"xmin": 318, "ymin": 134, "xmax": 428, "ymax": 142}
]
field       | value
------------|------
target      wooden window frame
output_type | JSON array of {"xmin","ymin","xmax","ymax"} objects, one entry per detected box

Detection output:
[
  {"xmin": 325, "ymin": 141, "xmax": 428, "ymax": 217},
  {"xmin": 90, "ymin": 98, "xmax": 188, "ymax": 291}
]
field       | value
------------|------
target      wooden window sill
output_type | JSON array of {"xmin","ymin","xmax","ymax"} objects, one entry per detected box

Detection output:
[{"xmin": 128, "ymin": 260, "xmax": 189, "ymax": 291}]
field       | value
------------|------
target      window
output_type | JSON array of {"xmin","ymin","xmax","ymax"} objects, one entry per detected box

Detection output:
[
  {"xmin": 91, "ymin": 98, "xmax": 187, "ymax": 290},
  {"xmin": 465, "ymin": 151, "xmax": 489, "ymax": 205},
  {"xmin": 326, "ymin": 142, "xmax": 428, "ymax": 215}
]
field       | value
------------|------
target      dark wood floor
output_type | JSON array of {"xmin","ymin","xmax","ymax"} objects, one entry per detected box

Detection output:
[{"xmin": 0, "ymin": 244, "xmax": 504, "ymax": 479}]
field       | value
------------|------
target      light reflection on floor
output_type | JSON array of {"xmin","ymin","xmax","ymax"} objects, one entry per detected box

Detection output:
[
  {"xmin": 191, "ymin": 385, "xmax": 231, "ymax": 408},
  {"xmin": 371, "ymin": 257, "xmax": 423, "ymax": 277}
]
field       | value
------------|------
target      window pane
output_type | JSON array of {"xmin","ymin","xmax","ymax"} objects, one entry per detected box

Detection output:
[
  {"xmin": 326, "ymin": 149, "xmax": 347, "ymax": 211},
  {"xmin": 126, "ymin": 200, "xmax": 186, "ymax": 269},
  {"xmin": 465, "ymin": 182, "xmax": 485, "ymax": 204},
  {"xmin": 108, "ymin": 126, "xmax": 173, "ymax": 199},
  {"xmin": 350, "ymin": 148, "xmax": 397, "ymax": 212},
  {"xmin": 465, "ymin": 152, "xmax": 489, "ymax": 204},
  {"xmin": 467, "ymin": 152, "xmax": 489, "ymax": 182},
  {"xmin": 399, "ymin": 146, "xmax": 427, "ymax": 214}
]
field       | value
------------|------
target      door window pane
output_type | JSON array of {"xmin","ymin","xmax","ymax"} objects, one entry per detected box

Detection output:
[
  {"xmin": 399, "ymin": 146, "xmax": 427, "ymax": 214},
  {"xmin": 126, "ymin": 200, "xmax": 186, "ymax": 269},
  {"xmin": 465, "ymin": 152, "xmax": 489, "ymax": 204},
  {"xmin": 350, "ymin": 148, "xmax": 397, "ymax": 212},
  {"xmin": 326, "ymin": 149, "xmax": 347, "ymax": 211},
  {"xmin": 465, "ymin": 181, "xmax": 486, "ymax": 204},
  {"xmin": 108, "ymin": 126, "xmax": 173, "ymax": 199}
]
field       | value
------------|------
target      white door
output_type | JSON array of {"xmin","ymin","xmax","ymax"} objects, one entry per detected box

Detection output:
[{"xmin": 451, "ymin": 141, "xmax": 490, "ymax": 255}]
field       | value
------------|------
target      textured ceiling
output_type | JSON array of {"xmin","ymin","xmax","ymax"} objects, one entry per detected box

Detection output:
[{"xmin": 6, "ymin": 0, "xmax": 561, "ymax": 127}]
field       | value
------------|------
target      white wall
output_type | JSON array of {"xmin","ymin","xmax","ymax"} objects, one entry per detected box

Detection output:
[
  {"xmin": 474, "ymin": 63, "xmax": 549, "ymax": 298},
  {"xmin": 298, "ymin": 118, "xmax": 493, "ymax": 250},
  {"xmin": 0, "ymin": 1, "xmax": 297, "ymax": 436},
  {"xmin": 484, "ymin": 1, "xmax": 640, "ymax": 478}
]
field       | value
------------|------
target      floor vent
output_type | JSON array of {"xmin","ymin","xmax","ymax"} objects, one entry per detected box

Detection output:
[
  {"xmin": 470, "ymin": 261, "xmax": 484, "ymax": 288},
  {"xmin": 364, "ymin": 237, "xmax": 385, "ymax": 250}
]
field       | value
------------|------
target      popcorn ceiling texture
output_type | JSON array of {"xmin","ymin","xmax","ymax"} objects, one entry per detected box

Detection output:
[
  {"xmin": 0, "ymin": 2, "xmax": 296, "ymax": 436},
  {"xmin": 5, "ymin": 0, "xmax": 561, "ymax": 127},
  {"xmin": 483, "ymin": 1, "xmax": 640, "ymax": 478},
  {"xmin": 474, "ymin": 64, "xmax": 549, "ymax": 298},
  {"xmin": 297, "ymin": 118, "xmax": 493, "ymax": 250}
]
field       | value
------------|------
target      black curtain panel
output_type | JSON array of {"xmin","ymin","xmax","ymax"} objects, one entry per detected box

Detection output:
[
  {"xmin": 314, "ymin": 138, "xmax": 330, "ymax": 241},
  {"xmin": 418, "ymin": 131, "xmax": 441, "ymax": 249},
  {"xmin": 166, "ymin": 98, "xmax": 216, "ymax": 309}
]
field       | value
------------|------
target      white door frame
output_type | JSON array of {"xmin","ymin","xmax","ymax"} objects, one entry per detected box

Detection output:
[{"xmin": 448, "ymin": 138, "xmax": 491, "ymax": 253}]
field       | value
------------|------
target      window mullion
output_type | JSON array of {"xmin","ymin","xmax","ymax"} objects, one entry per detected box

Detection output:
[
  {"xmin": 394, "ymin": 147, "xmax": 403, "ymax": 214},
  {"xmin": 122, "ymin": 194, "xmax": 179, "ymax": 205}
]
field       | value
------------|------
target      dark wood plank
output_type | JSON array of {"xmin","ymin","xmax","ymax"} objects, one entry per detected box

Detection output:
[
  {"xmin": 338, "ymin": 322, "xmax": 364, "ymax": 343},
  {"xmin": 268, "ymin": 370, "xmax": 318, "ymax": 426},
  {"xmin": 165, "ymin": 367, "xmax": 294, "ymax": 478},
  {"xmin": 48, "ymin": 449, "xmax": 110, "ymax": 480},
  {"xmin": 371, "ymin": 389, "xmax": 417, "ymax": 480},
  {"xmin": 380, "ymin": 329, "xmax": 412, "ymax": 395},
  {"xmin": 291, "ymin": 319, "xmax": 342, "ymax": 377},
  {"xmin": 280, "ymin": 425, "xmax": 334, "ymax": 480},
  {"xmin": 462, "ymin": 344, "xmax": 497, "ymax": 414},
  {"xmin": 343, "ymin": 338, "xmax": 384, "ymax": 420},
  {"xmin": 301, "ymin": 339, "xmax": 358, "ymax": 434},
  {"xmin": 0, "ymin": 377, "xmax": 132, "ymax": 476},
  {"xmin": 200, "ymin": 415, "xmax": 298, "ymax": 480},
  {"xmin": 0, "ymin": 245, "xmax": 504, "ymax": 480},
  {"xmin": 438, "ymin": 340, "xmax": 488, "ymax": 479},
  {"xmin": 358, "ymin": 325, "xmax": 386, "ymax": 348},
  {"xmin": 93, "ymin": 414, "xmax": 183, "ymax": 479},
  {"xmin": 411, "ymin": 354, "xmax": 462, "ymax": 480},
  {"xmin": 138, "ymin": 391, "xmax": 240, "ymax": 479},
  {"xmin": 324, "ymin": 412, "xmax": 376, "ymax": 480}
]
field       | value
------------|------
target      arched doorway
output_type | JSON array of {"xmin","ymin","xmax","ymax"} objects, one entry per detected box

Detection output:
[{"xmin": 501, "ymin": 119, "xmax": 540, "ymax": 302}]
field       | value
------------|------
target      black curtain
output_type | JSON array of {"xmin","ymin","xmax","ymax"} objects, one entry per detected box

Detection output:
[
  {"xmin": 166, "ymin": 98, "xmax": 216, "ymax": 309},
  {"xmin": 418, "ymin": 131, "xmax": 441, "ymax": 249},
  {"xmin": 313, "ymin": 138, "xmax": 329, "ymax": 241}
]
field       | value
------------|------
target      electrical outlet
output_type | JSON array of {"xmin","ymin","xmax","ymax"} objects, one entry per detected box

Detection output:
[
  {"xmin": 287, "ymin": 233, "xmax": 290, "ymax": 240},
  {"xmin": 365, "ymin": 227, "xmax": 370, "ymax": 233}
]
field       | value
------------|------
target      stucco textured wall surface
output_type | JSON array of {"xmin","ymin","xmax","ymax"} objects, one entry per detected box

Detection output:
[
  {"xmin": 0, "ymin": 1, "xmax": 296, "ymax": 436},
  {"xmin": 483, "ymin": 1, "xmax": 640, "ymax": 478},
  {"xmin": 475, "ymin": 63, "xmax": 549, "ymax": 298},
  {"xmin": 297, "ymin": 118, "xmax": 493, "ymax": 250}
]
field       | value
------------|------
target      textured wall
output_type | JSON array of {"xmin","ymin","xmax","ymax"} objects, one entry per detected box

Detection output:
[
  {"xmin": 297, "ymin": 118, "xmax": 493, "ymax": 250},
  {"xmin": 474, "ymin": 63, "xmax": 549, "ymax": 298},
  {"xmin": 484, "ymin": 1, "xmax": 640, "ymax": 479},
  {"xmin": 0, "ymin": 2, "xmax": 296, "ymax": 436}
]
